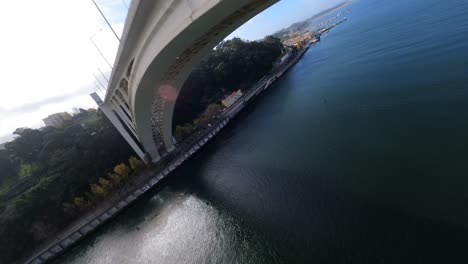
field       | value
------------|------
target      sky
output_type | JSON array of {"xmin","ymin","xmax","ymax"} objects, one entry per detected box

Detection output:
[{"xmin": 0, "ymin": 0, "xmax": 344, "ymax": 143}]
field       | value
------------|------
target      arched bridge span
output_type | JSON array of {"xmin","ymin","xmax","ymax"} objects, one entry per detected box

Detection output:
[{"xmin": 93, "ymin": 0, "xmax": 278, "ymax": 162}]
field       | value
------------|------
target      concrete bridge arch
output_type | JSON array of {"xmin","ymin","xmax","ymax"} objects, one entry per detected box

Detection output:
[{"xmin": 96, "ymin": 0, "xmax": 278, "ymax": 162}]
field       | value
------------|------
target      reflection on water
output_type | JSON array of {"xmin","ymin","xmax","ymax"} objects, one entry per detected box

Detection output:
[{"xmin": 56, "ymin": 186, "xmax": 283, "ymax": 264}]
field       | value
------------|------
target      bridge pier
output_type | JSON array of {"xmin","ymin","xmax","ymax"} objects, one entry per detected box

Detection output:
[
  {"xmin": 97, "ymin": 0, "xmax": 278, "ymax": 164},
  {"xmin": 91, "ymin": 93, "xmax": 160, "ymax": 164}
]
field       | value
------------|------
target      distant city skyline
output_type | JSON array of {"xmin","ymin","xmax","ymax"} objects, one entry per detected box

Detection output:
[{"xmin": 0, "ymin": 0, "xmax": 345, "ymax": 143}]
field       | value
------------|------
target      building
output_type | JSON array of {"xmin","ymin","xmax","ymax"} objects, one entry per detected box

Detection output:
[
  {"xmin": 282, "ymin": 31, "xmax": 315, "ymax": 47},
  {"xmin": 274, "ymin": 49, "xmax": 293, "ymax": 67},
  {"xmin": 221, "ymin": 90, "xmax": 243, "ymax": 108},
  {"xmin": 43, "ymin": 112, "xmax": 72, "ymax": 128},
  {"xmin": 0, "ymin": 143, "xmax": 6, "ymax": 150}
]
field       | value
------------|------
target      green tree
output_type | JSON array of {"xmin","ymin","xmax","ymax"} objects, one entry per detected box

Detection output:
[
  {"xmin": 5, "ymin": 127, "xmax": 53, "ymax": 164},
  {"xmin": 0, "ymin": 149, "xmax": 18, "ymax": 188},
  {"xmin": 175, "ymin": 123, "xmax": 195, "ymax": 140},
  {"xmin": 173, "ymin": 36, "xmax": 283, "ymax": 127},
  {"xmin": 62, "ymin": 202, "xmax": 77, "ymax": 216},
  {"xmin": 0, "ymin": 110, "xmax": 137, "ymax": 263},
  {"xmin": 84, "ymin": 191, "xmax": 97, "ymax": 205}
]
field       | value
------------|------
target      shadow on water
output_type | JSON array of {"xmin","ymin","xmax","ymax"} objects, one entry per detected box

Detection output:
[{"xmin": 190, "ymin": 159, "xmax": 468, "ymax": 263}]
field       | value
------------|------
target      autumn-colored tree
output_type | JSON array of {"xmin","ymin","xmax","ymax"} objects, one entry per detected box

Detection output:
[
  {"xmin": 73, "ymin": 197, "xmax": 92, "ymax": 211},
  {"xmin": 114, "ymin": 163, "xmax": 131, "ymax": 178},
  {"xmin": 296, "ymin": 41, "xmax": 304, "ymax": 50},
  {"xmin": 90, "ymin": 183, "xmax": 107, "ymax": 198},
  {"xmin": 108, "ymin": 172, "xmax": 123, "ymax": 186},
  {"xmin": 129, "ymin": 156, "xmax": 145, "ymax": 173},
  {"xmin": 98, "ymin": 177, "xmax": 113, "ymax": 191}
]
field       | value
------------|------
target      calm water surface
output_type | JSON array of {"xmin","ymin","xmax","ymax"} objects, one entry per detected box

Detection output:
[{"xmin": 55, "ymin": 0, "xmax": 468, "ymax": 263}]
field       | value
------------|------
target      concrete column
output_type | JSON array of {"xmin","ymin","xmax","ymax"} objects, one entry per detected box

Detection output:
[
  {"xmin": 91, "ymin": 93, "xmax": 160, "ymax": 163},
  {"xmin": 162, "ymin": 100, "xmax": 176, "ymax": 152},
  {"xmin": 101, "ymin": 103, "xmax": 149, "ymax": 162},
  {"xmin": 111, "ymin": 99, "xmax": 138, "ymax": 136},
  {"xmin": 115, "ymin": 90, "xmax": 133, "ymax": 118},
  {"xmin": 111, "ymin": 97, "xmax": 132, "ymax": 124}
]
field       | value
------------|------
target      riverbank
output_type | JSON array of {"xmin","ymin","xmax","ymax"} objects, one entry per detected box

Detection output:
[{"xmin": 25, "ymin": 39, "xmax": 317, "ymax": 264}]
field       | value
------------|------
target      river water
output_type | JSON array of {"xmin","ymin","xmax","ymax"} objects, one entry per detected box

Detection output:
[{"xmin": 55, "ymin": 0, "xmax": 468, "ymax": 263}]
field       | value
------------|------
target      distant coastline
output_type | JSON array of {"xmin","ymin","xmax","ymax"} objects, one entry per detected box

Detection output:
[{"xmin": 273, "ymin": 0, "xmax": 352, "ymax": 39}]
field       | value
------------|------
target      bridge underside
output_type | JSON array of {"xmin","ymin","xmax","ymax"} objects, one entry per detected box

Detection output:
[
  {"xmin": 147, "ymin": 0, "xmax": 279, "ymax": 156},
  {"xmin": 102, "ymin": 0, "xmax": 278, "ymax": 162}
]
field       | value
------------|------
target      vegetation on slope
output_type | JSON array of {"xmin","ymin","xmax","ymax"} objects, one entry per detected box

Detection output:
[
  {"xmin": 173, "ymin": 36, "xmax": 284, "ymax": 129},
  {"xmin": 0, "ymin": 110, "xmax": 138, "ymax": 263},
  {"xmin": 0, "ymin": 36, "xmax": 284, "ymax": 263}
]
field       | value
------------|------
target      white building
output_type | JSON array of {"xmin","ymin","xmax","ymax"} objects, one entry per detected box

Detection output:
[
  {"xmin": 221, "ymin": 90, "xmax": 243, "ymax": 108},
  {"xmin": 274, "ymin": 49, "xmax": 293, "ymax": 68},
  {"xmin": 43, "ymin": 112, "xmax": 72, "ymax": 128},
  {"xmin": 279, "ymin": 52, "xmax": 291, "ymax": 64}
]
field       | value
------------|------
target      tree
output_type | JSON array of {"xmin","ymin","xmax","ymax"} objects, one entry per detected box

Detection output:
[
  {"xmin": 73, "ymin": 197, "xmax": 92, "ymax": 211},
  {"xmin": 62, "ymin": 202, "xmax": 77, "ymax": 216},
  {"xmin": 173, "ymin": 36, "xmax": 283, "ymax": 128},
  {"xmin": 0, "ymin": 149, "xmax": 18, "ymax": 188},
  {"xmin": 175, "ymin": 123, "xmax": 195, "ymax": 140},
  {"xmin": 84, "ymin": 191, "xmax": 97, "ymax": 205},
  {"xmin": 129, "ymin": 157, "xmax": 145, "ymax": 173},
  {"xmin": 114, "ymin": 163, "xmax": 131, "ymax": 178},
  {"xmin": 90, "ymin": 184, "xmax": 106, "ymax": 198},
  {"xmin": 0, "ymin": 110, "xmax": 136, "ymax": 263},
  {"xmin": 6, "ymin": 128, "xmax": 45, "ymax": 163},
  {"xmin": 98, "ymin": 177, "xmax": 114, "ymax": 191},
  {"xmin": 296, "ymin": 41, "xmax": 304, "ymax": 50},
  {"xmin": 108, "ymin": 172, "xmax": 123, "ymax": 187}
]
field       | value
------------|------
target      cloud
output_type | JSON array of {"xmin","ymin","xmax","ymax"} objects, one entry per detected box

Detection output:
[
  {"xmin": 0, "ymin": 0, "xmax": 127, "ymax": 143},
  {"xmin": 0, "ymin": 134, "xmax": 11, "ymax": 145},
  {"xmin": 0, "ymin": 92, "xmax": 99, "ymax": 143},
  {"xmin": 2, "ymin": 85, "xmax": 94, "ymax": 116}
]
